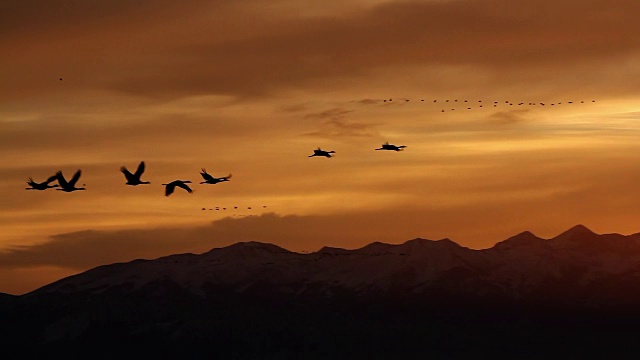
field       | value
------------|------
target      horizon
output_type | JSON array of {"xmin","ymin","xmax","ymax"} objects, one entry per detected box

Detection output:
[
  {"xmin": 3, "ymin": 0, "xmax": 640, "ymax": 295},
  {"xmin": 2, "ymin": 222, "xmax": 637, "ymax": 296}
]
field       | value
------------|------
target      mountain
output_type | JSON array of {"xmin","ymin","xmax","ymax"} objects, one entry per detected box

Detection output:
[{"xmin": 4, "ymin": 225, "xmax": 640, "ymax": 358}]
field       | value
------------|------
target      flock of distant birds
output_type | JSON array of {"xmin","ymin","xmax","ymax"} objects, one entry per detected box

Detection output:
[
  {"xmin": 24, "ymin": 142, "xmax": 406, "ymax": 197},
  {"xmin": 377, "ymin": 98, "xmax": 597, "ymax": 112}
]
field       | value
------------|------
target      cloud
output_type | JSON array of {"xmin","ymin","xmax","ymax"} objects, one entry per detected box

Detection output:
[
  {"xmin": 487, "ymin": 109, "xmax": 531, "ymax": 125},
  {"xmin": 4, "ymin": 0, "xmax": 640, "ymax": 103},
  {"xmin": 354, "ymin": 99, "xmax": 381, "ymax": 105},
  {"xmin": 303, "ymin": 118, "xmax": 381, "ymax": 138},
  {"xmin": 0, "ymin": 212, "xmax": 426, "ymax": 269},
  {"xmin": 304, "ymin": 108, "xmax": 354, "ymax": 121}
]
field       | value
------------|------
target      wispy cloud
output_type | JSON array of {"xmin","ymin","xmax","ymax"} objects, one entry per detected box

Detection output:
[{"xmin": 487, "ymin": 109, "xmax": 531, "ymax": 125}]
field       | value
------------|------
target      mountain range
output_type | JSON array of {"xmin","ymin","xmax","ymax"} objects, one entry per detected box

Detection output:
[{"xmin": 3, "ymin": 224, "xmax": 640, "ymax": 358}]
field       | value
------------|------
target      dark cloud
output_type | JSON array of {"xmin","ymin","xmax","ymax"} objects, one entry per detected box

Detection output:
[
  {"xmin": 300, "ymin": 107, "xmax": 380, "ymax": 137},
  {"xmin": 303, "ymin": 118, "xmax": 380, "ymax": 138},
  {"xmin": 4, "ymin": 0, "xmax": 640, "ymax": 102},
  {"xmin": 355, "ymin": 99, "xmax": 382, "ymax": 105},
  {"xmin": 487, "ymin": 109, "xmax": 531, "ymax": 125},
  {"xmin": 304, "ymin": 108, "xmax": 354, "ymax": 120},
  {"xmin": 0, "ymin": 212, "xmax": 429, "ymax": 269},
  {"xmin": 108, "ymin": 0, "xmax": 640, "ymax": 98},
  {"xmin": 0, "ymin": 0, "xmax": 211, "ymax": 38}
]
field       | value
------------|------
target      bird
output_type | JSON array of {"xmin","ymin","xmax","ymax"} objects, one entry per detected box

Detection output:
[
  {"xmin": 199, "ymin": 169, "xmax": 232, "ymax": 185},
  {"xmin": 309, "ymin": 148, "xmax": 336, "ymax": 158},
  {"xmin": 161, "ymin": 180, "xmax": 193, "ymax": 196},
  {"xmin": 375, "ymin": 141, "xmax": 407, "ymax": 151},
  {"xmin": 25, "ymin": 174, "xmax": 59, "ymax": 190},
  {"xmin": 120, "ymin": 161, "xmax": 150, "ymax": 186},
  {"xmin": 55, "ymin": 170, "xmax": 86, "ymax": 192}
]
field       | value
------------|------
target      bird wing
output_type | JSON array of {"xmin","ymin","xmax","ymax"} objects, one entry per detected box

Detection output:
[
  {"xmin": 176, "ymin": 181, "xmax": 193, "ymax": 193},
  {"xmin": 69, "ymin": 169, "xmax": 82, "ymax": 186},
  {"xmin": 120, "ymin": 166, "xmax": 134, "ymax": 181},
  {"xmin": 164, "ymin": 183, "xmax": 175, "ymax": 196},
  {"xmin": 45, "ymin": 174, "xmax": 59, "ymax": 184},
  {"xmin": 200, "ymin": 169, "xmax": 214, "ymax": 181},
  {"xmin": 134, "ymin": 161, "xmax": 146, "ymax": 177},
  {"xmin": 55, "ymin": 171, "xmax": 69, "ymax": 187}
]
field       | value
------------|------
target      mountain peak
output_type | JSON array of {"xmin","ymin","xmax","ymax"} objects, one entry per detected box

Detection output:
[
  {"xmin": 563, "ymin": 224, "xmax": 596, "ymax": 236},
  {"xmin": 204, "ymin": 241, "xmax": 292, "ymax": 257},
  {"xmin": 493, "ymin": 230, "xmax": 546, "ymax": 251},
  {"xmin": 316, "ymin": 246, "xmax": 352, "ymax": 255},
  {"xmin": 553, "ymin": 224, "xmax": 597, "ymax": 240}
]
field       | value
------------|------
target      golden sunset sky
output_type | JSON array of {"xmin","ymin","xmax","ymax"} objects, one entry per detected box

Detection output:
[{"xmin": 2, "ymin": 0, "xmax": 640, "ymax": 295}]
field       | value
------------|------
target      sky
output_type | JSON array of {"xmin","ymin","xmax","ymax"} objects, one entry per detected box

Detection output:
[{"xmin": 2, "ymin": 0, "xmax": 640, "ymax": 295}]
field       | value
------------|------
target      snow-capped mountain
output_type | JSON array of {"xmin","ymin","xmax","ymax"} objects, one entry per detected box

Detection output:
[
  {"xmin": 4, "ymin": 225, "xmax": 640, "ymax": 358},
  {"xmin": 27, "ymin": 224, "xmax": 640, "ymax": 304}
]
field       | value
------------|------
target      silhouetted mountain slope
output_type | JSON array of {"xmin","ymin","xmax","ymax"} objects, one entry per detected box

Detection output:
[{"xmin": 4, "ymin": 225, "xmax": 640, "ymax": 358}]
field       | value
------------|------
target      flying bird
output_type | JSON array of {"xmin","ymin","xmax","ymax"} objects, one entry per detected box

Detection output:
[
  {"xmin": 199, "ymin": 169, "xmax": 232, "ymax": 185},
  {"xmin": 162, "ymin": 180, "xmax": 193, "ymax": 196},
  {"xmin": 55, "ymin": 170, "xmax": 86, "ymax": 192},
  {"xmin": 309, "ymin": 148, "xmax": 336, "ymax": 158},
  {"xmin": 375, "ymin": 142, "xmax": 407, "ymax": 151},
  {"xmin": 25, "ymin": 174, "xmax": 59, "ymax": 190},
  {"xmin": 120, "ymin": 161, "xmax": 150, "ymax": 186}
]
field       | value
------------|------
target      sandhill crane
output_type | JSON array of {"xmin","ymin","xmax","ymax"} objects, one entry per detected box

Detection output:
[
  {"xmin": 309, "ymin": 148, "xmax": 336, "ymax": 158},
  {"xmin": 199, "ymin": 169, "xmax": 232, "ymax": 185},
  {"xmin": 121, "ymin": 161, "xmax": 150, "ymax": 186},
  {"xmin": 55, "ymin": 170, "xmax": 86, "ymax": 192},
  {"xmin": 375, "ymin": 141, "xmax": 407, "ymax": 151},
  {"xmin": 162, "ymin": 180, "xmax": 193, "ymax": 196},
  {"xmin": 25, "ymin": 174, "xmax": 59, "ymax": 190}
]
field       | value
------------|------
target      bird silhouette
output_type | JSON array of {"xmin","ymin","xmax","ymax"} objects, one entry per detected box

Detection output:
[
  {"xmin": 375, "ymin": 141, "xmax": 407, "ymax": 151},
  {"xmin": 55, "ymin": 170, "xmax": 86, "ymax": 192},
  {"xmin": 309, "ymin": 148, "xmax": 336, "ymax": 158},
  {"xmin": 162, "ymin": 180, "xmax": 193, "ymax": 196},
  {"xmin": 25, "ymin": 174, "xmax": 59, "ymax": 190},
  {"xmin": 121, "ymin": 161, "xmax": 150, "ymax": 186},
  {"xmin": 199, "ymin": 169, "xmax": 232, "ymax": 184}
]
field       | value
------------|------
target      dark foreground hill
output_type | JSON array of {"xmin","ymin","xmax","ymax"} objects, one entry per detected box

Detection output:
[{"xmin": 3, "ymin": 225, "xmax": 640, "ymax": 358}]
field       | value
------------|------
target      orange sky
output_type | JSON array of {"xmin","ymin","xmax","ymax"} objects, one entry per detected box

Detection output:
[{"xmin": 2, "ymin": 0, "xmax": 640, "ymax": 295}]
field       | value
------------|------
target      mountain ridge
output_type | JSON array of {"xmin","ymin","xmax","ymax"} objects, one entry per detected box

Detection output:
[
  {"xmin": 5, "ymin": 224, "xmax": 640, "ymax": 357},
  {"xmin": 24, "ymin": 224, "xmax": 640, "ymax": 299}
]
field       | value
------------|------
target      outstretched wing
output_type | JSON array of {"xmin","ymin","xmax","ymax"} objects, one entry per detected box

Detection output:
[
  {"xmin": 68, "ymin": 169, "xmax": 82, "ymax": 186},
  {"xmin": 200, "ymin": 169, "xmax": 214, "ymax": 182},
  {"xmin": 55, "ymin": 171, "xmax": 69, "ymax": 187},
  {"xmin": 120, "ymin": 166, "xmax": 134, "ymax": 181},
  {"xmin": 176, "ymin": 181, "xmax": 193, "ymax": 193},
  {"xmin": 164, "ymin": 183, "xmax": 175, "ymax": 196},
  {"xmin": 45, "ymin": 174, "xmax": 59, "ymax": 184},
  {"xmin": 134, "ymin": 161, "xmax": 146, "ymax": 177}
]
